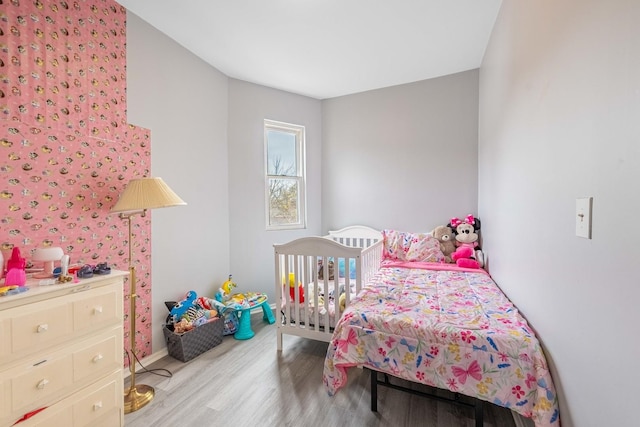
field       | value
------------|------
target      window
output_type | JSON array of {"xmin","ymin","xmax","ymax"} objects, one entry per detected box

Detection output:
[{"xmin": 264, "ymin": 119, "xmax": 306, "ymax": 230}]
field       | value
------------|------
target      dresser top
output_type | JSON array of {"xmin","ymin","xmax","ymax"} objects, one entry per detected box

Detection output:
[{"xmin": 0, "ymin": 269, "xmax": 128, "ymax": 309}]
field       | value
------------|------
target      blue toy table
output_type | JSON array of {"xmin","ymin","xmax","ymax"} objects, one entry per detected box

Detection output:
[{"xmin": 234, "ymin": 297, "xmax": 275, "ymax": 340}]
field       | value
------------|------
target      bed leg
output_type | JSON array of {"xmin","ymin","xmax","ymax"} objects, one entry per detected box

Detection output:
[
  {"xmin": 276, "ymin": 329, "xmax": 282, "ymax": 351},
  {"xmin": 475, "ymin": 399, "xmax": 483, "ymax": 427},
  {"xmin": 370, "ymin": 369, "xmax": 378, "ymax": 412}
]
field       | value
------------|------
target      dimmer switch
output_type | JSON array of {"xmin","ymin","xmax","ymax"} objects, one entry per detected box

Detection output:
[{"xmin": 575, "ymin": 197, "xmax": 593, "ymax": 239}]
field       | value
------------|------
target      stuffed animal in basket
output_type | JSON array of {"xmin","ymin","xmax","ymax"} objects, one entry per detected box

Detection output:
[
  {"xmin": 169, "ymin": 290, "xmax": 199, "ymax": 324},
  {"xmin": 432, "ymin": 225, "xmax": 456, "ymax": 263},
  {"xmin": 174, "ymin": 318, "xmax": 194, "ymax": 334},
  {"xmin": 449, "ymin": 215, "xmax": 483, "ymax": 269}
]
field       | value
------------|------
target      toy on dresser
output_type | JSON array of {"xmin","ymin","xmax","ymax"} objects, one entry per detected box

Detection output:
[{"xmin": 4, "ymin": 247, "xmax": 26, "ymax": 286}]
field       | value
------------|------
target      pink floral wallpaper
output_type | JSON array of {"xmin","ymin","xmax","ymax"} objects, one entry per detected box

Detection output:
[{"xmin": 1, "ymin": 0, "xmax": 154, "ymax": 361}]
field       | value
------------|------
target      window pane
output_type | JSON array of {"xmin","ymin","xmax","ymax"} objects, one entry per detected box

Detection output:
[
  {"xmin": 267, "ymin": 130, "xmax": 297, "ymax": 176},
  {"xmin": 268, "ymin": 178, "xmax": 299, "ymax": 225}
]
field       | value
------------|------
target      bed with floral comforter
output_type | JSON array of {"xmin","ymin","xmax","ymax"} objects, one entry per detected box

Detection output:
[{"xmin": 323, "ymin": 261, "xmax": 560, "ymax": 427}]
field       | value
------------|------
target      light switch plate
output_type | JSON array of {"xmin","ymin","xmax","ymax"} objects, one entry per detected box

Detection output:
[{"xmin": 575, "ymin": 197, "xmax": 593, "ymax": 239}]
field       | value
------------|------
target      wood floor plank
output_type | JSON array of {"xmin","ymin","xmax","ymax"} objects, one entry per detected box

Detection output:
[{"xmin": 125, "ymin": 315, "xmax": 516, "ymax": 427}]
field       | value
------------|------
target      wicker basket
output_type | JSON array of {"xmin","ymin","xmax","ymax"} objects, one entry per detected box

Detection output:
[{"xmin": 163, "ymin": 317, "xmax": 224, "ymax": 362}]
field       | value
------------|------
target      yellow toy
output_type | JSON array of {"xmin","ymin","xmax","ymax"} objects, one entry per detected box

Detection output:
[
  {"xmin": 0, "ymin": 285, "xmax": 19, "ymax": 296},
  {"xmin": 222, "ymin": 274, "xmax": 236, "ymax": 295},
  {"xmin": 215, "ymin": 274, "xmax": 237, "ymax": 303},
  {"xmin": 339, "ymin": 293, "xmax": 347, "ymax": 312}
]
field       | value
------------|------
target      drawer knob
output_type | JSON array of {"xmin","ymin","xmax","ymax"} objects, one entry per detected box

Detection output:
[
  {"xmin": 92, "ymin": 353, "xmax": 104, "ymax": 363},
  {"xmin": 36, "ymin": 324, "xmax": 49, "ymax": 333},
  {"xmin": 93, "ymin": 401, "xmax": 103, "ymax": 411},
  {"xmin": 37, "ymin": 379, "xmax": 49, "ymax": 389},
  {"xmin": 93, "ymin": 306, "xmax": 103, "ymax": 315}
]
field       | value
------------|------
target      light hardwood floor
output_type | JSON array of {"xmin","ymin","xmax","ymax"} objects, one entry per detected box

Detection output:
[{"xmin": 125, "ymin": 314, "xmax": 516, "ymax": 427}]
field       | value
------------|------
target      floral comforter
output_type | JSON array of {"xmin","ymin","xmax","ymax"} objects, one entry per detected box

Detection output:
[{"xmin": 323, "ymin": 262, "xmax": 560, "ymax": 427}]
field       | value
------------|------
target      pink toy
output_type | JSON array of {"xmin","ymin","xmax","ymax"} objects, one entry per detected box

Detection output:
[
  {"xmin": 449, "ymin": 215, "xmax": 482, "ymax": 269},
  {"xmin": 5, "ymin": 247, "xmax": 27, "ymax": 286}
]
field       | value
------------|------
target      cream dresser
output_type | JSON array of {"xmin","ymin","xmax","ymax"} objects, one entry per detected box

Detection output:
[{"xmin": 0, "ymin": 270, "xmax": 127, "ymax": 427}]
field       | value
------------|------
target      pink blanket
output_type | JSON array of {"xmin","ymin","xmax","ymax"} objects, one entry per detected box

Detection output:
[{"xmin": 323, "ymin": 264, "xmax": 560, "ymax": 426}]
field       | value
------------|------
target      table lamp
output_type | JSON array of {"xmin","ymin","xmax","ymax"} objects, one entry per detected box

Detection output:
[
  {"xmin": 31, "ymin": 247, "xmax": 64, "ymax": 279},
  {"xmin": 111, "ymin": 177, "xmax": 186, "ymax": 413}
]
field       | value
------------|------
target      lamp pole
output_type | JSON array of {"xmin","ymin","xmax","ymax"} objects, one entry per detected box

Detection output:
[{"xmin": 121, "ymin": 210, "xmax": 154, "ymax": 413}]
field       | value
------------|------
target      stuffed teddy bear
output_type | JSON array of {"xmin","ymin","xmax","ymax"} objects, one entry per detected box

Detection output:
[
  {"xmin": 317, "ymin": 259, "xmax": 334, "ymax": 280},
  {"xmin": 432, "ymin": 225, "xmax": 456, "ymax": 263},
  {"xmin": 173, "ymin": 318, "xmax": 194, "ymax": 334},
  {"xmin": 449, "ymin": 215, "xmax": 483, "ymax": 269}
]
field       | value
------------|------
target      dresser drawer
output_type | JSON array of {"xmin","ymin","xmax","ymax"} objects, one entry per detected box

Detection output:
[
  {"xmin": 14, "ymin": 371, "xmax": 122, "ymax": 427},
  {"xmin": 11, "ymin": 354, "xmax": 73, "ymax": 412},
  {"xmin": 73, "ymin": 286, "xmax": 122, "ymax": 333},
  {"xmin": 73, "ymin": 374, "xmax": 120, "ymax": 426},
  {"xmin": 27, "ymin": 406, "xmax": 73, "ymax": 427},
  {"xmin": 73, "ymin": 334, "xmax": 120, "ymax": 383},
  {"xmin": 11, "ymin": 302, "xmax": 73, "ymax": 354}
]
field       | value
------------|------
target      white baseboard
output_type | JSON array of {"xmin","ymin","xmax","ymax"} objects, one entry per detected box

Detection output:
[
  {"xmin": 512, "ymin": 412, "xmax": 535, "ymax": 427},
  {"xmin": 123, "ymin": 348, "xmax": 169, "ymax": 379}
]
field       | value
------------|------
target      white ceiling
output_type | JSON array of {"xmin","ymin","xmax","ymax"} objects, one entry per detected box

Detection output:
[{"xmin": 116, "ymin": 1, "xmax": 502, "ymax": 100}]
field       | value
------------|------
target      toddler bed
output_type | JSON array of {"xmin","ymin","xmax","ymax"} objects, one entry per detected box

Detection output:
[
  {"xmin": 322, "ymin": 230, "xmax": 560, "ymax": 427},
  {"xmin": 273, "ymin": 226, "xmax": 382, "ymax": 351}
]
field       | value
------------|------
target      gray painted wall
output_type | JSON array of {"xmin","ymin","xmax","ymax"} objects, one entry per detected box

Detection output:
[
  {"xmin": 322, "ymin": 71, "xmax": 479, "ymax": 232},
  {"xmin": 479, "ymin": 2, "xmax": 640, "ymax": 426},
  {"xmin": 227, "ymin": 79, "xmax": 322, "ymax": 299},
  {"xmin": 126, "ymin": 13, "xmax": 230, "ymax": 353}
]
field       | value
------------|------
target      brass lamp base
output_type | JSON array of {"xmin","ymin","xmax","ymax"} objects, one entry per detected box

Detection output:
[{"xmin": 124, "ymin": 384, "xmax": 155, "ymax": 413}]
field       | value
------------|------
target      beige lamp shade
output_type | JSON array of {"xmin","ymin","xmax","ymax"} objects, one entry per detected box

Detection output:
[
  {"xmin": 111, "ymin": 177, "xmax": 186, "ymax": 213},
  {"xmin": 32, "ymin": 246, "xmax": 64, "ymax": 277}
]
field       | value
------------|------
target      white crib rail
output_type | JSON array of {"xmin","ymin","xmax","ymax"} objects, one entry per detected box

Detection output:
[{"xmin": 274, "ymin": 236, "xmax": 382, "ymax": 351}]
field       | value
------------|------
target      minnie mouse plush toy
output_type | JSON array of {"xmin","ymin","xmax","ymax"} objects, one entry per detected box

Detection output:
[{"xmin": 449, "ymin": 215, "xmax": 483, "ymax": 269}]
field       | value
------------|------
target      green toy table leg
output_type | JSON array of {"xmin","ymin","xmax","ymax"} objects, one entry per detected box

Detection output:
[
  {"xmin": 232, "ymin": 299, "xmax": 273, "ymax": 340},
  {"xmin": 262, "ymin": 302, "xmax": 275, "ymax": 324},
  {"xmin": 234, "ymin": 308, "xmax": 254, "ymax": 340}
]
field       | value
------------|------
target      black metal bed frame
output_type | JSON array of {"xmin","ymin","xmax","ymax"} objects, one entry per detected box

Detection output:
[{"xmin": 369, "ymin": 369, "xmax": 484, "ymax": 427}]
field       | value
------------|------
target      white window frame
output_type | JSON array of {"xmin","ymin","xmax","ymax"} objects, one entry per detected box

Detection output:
[{"xmin": 264, "ymin": 119, "xmax": 307, "ymax": 230}]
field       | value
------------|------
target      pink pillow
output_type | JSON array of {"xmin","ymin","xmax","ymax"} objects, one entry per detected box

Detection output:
[{"xmin": 382, "ymin": 229, "xmax": 445, "ymax": 262}]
